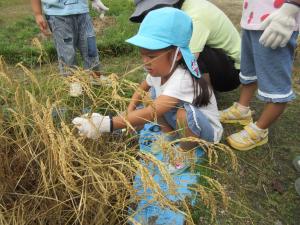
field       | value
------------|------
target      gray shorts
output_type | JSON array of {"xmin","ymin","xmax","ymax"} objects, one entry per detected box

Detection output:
[
  {"xmin": 46, "ymin": 13, "xmax": 100, "ymax": 75},
  {"xmin": 240, "ymin": 29, "xmax": 298, "ymax": 103}
]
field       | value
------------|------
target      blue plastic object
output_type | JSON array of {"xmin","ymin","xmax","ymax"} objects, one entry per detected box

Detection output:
[
  {"xmin": 138, "ymin": 123, "xmax": 162, "ymax": 154},
  {"xmin": 131, "ymin": 123, "xmax": 204, "ymax": 224}
]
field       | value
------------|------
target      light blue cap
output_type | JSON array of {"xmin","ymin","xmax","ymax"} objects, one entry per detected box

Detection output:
[{"xmin": 126, "ymin": 7, "xmax": 201, "ymax": 78}]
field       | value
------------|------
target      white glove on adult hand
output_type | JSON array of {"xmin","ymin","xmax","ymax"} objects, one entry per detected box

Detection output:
[
  {"xmin": 92, "ymin": 0, "xmax": 109, "ymax": 13},
  {"xmin": 72, "ymin": 113, "xmax": 111, "ymax": 139},
  {"xmin": 259, "ymin": 3, "xmax": 299, "ymax": 49}
]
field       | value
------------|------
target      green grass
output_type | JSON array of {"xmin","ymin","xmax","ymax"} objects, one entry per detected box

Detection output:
[
  {"xmin": 208, "ymin": 91, "xmax": 300, "ymax": 225},
  {"xmin": 0, "ymin": 0, "xmax": 138, "ymax": 65},
  {"xmin": 0, "ymin": 17, "xmax": 55, "ymax": 66}
]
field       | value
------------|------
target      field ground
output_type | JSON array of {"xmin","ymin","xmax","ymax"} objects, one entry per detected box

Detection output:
[{"xmin": 0, "ymin": 0, "xmax": 300, "ymax": 224}]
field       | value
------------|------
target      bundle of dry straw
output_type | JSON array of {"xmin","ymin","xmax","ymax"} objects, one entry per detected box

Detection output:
[{"xmin": 0, "ymin": 48, "xmax": 237, "ymax": 224}]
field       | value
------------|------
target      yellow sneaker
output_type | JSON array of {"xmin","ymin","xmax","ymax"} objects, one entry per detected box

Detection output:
[
  {"xmin": 220, "ymin": 102, "xmax": 253, "ymax": 125},
  {"xmin": 227, "ymin": 123, "xmax": 268, "ymax": 151}
]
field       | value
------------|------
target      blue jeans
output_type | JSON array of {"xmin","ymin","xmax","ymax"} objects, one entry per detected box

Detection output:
[{"xmin": 46, "ymin": 13, "xmax": 100, "ymax": 75}]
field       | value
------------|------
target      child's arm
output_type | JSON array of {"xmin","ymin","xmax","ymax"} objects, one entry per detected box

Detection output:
[
  {"xmin": 31, "ymin": 0, "xmax": 50, "ymax": 36},
  {"xmin": 127, "ymin": 80, "xmax": 150, "ymax": 113},
  {"xmin": 72, "ymin": 95, "xmax": 179, "ymax": 139},
  {"xmin": 91, "ymin": 0, "xmax": 109, "ymax": 12},
  {"xmin": 113, "ymin": 95, "xmax": 179, "ymax": 129}
]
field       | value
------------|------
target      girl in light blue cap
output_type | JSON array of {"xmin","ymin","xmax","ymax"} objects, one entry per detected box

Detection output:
[{"xmin": 72, "ymin": 7, "xmax": 223, "ymax": 174}]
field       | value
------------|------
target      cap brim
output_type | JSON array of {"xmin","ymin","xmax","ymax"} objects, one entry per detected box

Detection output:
[
  {"xmin": 126, "ymin": 34, "xmax": 170, "ymax": 50},
  {"xmin": 180, "ymin": 47, "xmax": 201, "ymax": 78},
  {"xmin": 130, "ymin": 0, "xmax": 179, "ymax": 22}
]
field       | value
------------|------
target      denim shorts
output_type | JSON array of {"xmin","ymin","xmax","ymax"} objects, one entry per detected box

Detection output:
[
  {"xmin": 46, "ymin": 13, "xmax": 100, "ymax": 75},
  {"xmin": 150, "ymin": 88, "xmax": 214, "ymax": 142},
  {"xmin": 240, "ymin": 29, "xmax": 298, "ymax": 103}
]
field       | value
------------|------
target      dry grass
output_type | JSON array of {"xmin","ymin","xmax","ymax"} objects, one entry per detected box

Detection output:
[{"xmin": 0, "ymin": 41, "xmax": 238, "ymax": 225}]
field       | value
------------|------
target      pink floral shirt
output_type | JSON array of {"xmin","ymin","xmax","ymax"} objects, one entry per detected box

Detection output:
[{"xmin": 241, "ymin": 0, "xmax": 300, "ymax": 30}]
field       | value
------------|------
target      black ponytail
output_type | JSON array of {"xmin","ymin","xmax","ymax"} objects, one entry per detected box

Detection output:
[
  {"xmin": 179, "ymin": 58, "xmax": 212, "ymax": 107},
  {"xmin": 191, "ymin": 75, "xmax": 212, "ymax": 107},
  {"xmin": 160, "ymin": 45, "xmax": 212, "ymax": 107}
]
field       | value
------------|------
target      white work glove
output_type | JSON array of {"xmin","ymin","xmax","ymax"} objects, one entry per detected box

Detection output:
[
  {"xmin": 92, "ymin": 0, "xmax": 109, "ymax": 19},
  {"xmin": 72, "ymin": 113, "xmax": 111, "ymax": 139},
  {"xmin": 259, "ymin": 3, "xmax": 300, "ymax": 49}
]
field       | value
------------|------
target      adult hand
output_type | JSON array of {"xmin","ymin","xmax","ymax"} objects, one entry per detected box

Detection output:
[
  {"xmin": 35, "ymin": 14, "xmax": 51, "ymax": 36},
  {"xmin": 259, "ymin": 3, "xmax": 299, "ymax": 49},
  {"xmin": 91, "ymin": 0, "xmax": 109, "ymax": 13},
  {"xmin": 72, "ymin": 113, "xmax": 111, "ymax": 139}
]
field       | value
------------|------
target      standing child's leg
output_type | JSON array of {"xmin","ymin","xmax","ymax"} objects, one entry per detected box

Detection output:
[
  {"xmin": 220, "ymin": 30, "xmax": 257, "ymax": 126},
  {"xmin": 239, "ymin": 82, "xmax": 257, "ymax": 107},
  {"xmin": 256, "ymin": 103, "xmax": 287, "ymax": 129},
  {"xmin": 226, "ymin": 31, "xmax": 298, "ymax": 151},
  {"xmin": 236, "ymin": 86, "xmax": 287, "ymax": 129},
  {"xmin": 46, "ymin": 15, "xmax": 84, "ymax": 97},
  {"xmin": 77, "ymin": 13, "xmax": 101, "ymax": 74},
  {"xmin": 46, "ymin": 15, "xmax": 77, "ymax": 75}
]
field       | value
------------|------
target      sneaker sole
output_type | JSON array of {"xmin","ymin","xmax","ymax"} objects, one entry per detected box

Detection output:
[
  {"xmin": 292, "ymin": 156, "xmax": 300, "ymax": 173},
  {"xmin": 295, "ymin": 178, "xmax": 300, "ymax": 196},
  {"xmin": 220, "ymin": 118, "xmax": 253, "ymax": 126},
  {"xmin": 226, "ymin": 136, "xmax": 268, "ymax": 151}
]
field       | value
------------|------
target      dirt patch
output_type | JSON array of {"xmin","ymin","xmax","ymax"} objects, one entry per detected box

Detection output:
[
  {"xmin": 0, "ymin": 2, "xmax": 32, "ymax": 27},
  {"xmin": 93, "ymin": 16, "xmax": 116, "ymax": 35},
  {"xmin": 210, "ymin": 0, "xmax": 243, "ymax": 28}
]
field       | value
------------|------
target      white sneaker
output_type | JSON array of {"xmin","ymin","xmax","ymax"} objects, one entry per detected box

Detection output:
[{"xmin": 69, "ymin": 82, "xmax": 83, "ymax": 97}]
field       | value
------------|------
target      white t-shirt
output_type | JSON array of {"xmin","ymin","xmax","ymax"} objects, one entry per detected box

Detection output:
[{"xmin": 145, "ymin": 67, "xmax": 223, "ymax": 143}]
